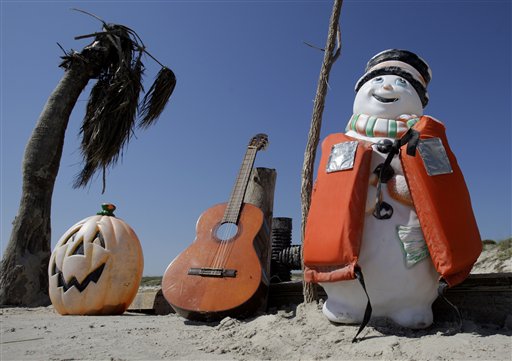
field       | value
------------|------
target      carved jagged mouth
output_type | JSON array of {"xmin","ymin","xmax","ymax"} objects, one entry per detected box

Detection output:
[
  {"xmin": 52, "ymin": 263, "xmax": 106, "ymax": 292},
  {"xmin": 372, "ymin": 94, "xmax": 398, "ymax": 103}
]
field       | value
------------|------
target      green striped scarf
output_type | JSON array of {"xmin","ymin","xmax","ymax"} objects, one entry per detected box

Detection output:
[{"xmin": 346, "ymin": 114, "xmax": 419, "ymax": 139}]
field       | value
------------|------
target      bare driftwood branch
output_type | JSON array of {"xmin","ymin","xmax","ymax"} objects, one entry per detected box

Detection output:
[{"xmin": 301, "ymin": 0, "xmax": 344, "ymax": 303}]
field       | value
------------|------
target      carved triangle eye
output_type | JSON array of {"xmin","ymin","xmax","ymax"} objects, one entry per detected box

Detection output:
[
  {"xmin": 63, "ymin": 232, "xmax": 77, "ymax": 245},
  {"xmin": 62, "ymin": 231, "xmax": 84, "ymax": 255},
  {"xmin": 68, "ymin": 232, "xmax": 84, "ymax": 255},
  {"xmin": 92, "ymin": 231, "xmax": 105, "ymax": 248},
  {"xmin": 72, "ymin": 239, "xmax": 85, "ymax": 255},
  {"xmin": 66, "ymin": 231, "xmax": 105, "ymax": 256}
]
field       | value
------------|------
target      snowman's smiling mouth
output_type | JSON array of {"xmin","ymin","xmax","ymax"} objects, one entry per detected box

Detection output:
[{"xmin": 372, "ymin": 94, "xmax": 399, "ymax": 103}]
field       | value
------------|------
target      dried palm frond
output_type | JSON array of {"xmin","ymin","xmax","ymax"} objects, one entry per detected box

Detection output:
[
  {"xmin": 70, "ymin": 10, "xmax": 176, "ymax": 190},
  {"xmin": 73, "ymin": 77, "xmax": 109, "ymax": 188},
  {"xmin": 73, "ymin": 162, "xmax": 97, "ymax": 191},
  {"xmin": 138, "ymin": 67, "xmax": 176, "ymax": 128},
  {"xmin": 74, "ymin": 56, "xmax": 143, "ymax": 189},
  {"xmin": 103, "ymin": 24, "xmax": 134, "ymax": 68}
]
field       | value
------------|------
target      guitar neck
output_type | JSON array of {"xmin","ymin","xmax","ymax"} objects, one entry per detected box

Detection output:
[{"xmin": 222, "ymin": 146, "xmax": 258, "ymax": 224}]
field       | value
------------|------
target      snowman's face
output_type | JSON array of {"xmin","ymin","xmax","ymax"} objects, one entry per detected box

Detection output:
[{"xmin": 353, "ymin": 74, "xmax": 423, "ymax": 119}]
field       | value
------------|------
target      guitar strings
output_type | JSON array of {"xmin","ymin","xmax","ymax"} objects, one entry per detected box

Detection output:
[
  {"xmin": 221, "ymin": 147, "xmax": 259, "ymax": 269},
  {"xmin": 212, "ymin": 182, "xmax": 245, "ymax": 270},
  {"xmin": 211, "ymin": 147, "xmax": 256, "ymax": 271},
  {"xmin": 218, "ymin": 222, "xmax": 237, "ymax": 270},
  {"xmin": 212, "ymin": 221, "xmax": 239, "ymax": 269}
]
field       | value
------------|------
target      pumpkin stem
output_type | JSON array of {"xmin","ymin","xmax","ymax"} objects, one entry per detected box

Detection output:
[{"xmin": 97, "ymin": 203, "xmax": 116, "ymax": 217}]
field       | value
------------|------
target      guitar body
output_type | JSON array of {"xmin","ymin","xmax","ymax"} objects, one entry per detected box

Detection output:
[{"xmin": 162, "ymin": 202, "xmax": 268, "ymax": 321}]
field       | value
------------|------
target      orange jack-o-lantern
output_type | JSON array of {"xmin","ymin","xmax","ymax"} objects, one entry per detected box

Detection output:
[{"xmin": 48, "ymin": 204, "xmax": 143, "ymax": 315}]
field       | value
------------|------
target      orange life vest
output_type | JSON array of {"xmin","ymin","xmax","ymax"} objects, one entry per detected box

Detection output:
[{"xmin": 303, "ymin": 116, "xmax": 482, "ymax": 287}]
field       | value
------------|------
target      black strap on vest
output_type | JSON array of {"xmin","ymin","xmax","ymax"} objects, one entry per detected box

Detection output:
[
  {"xmin": 438, "ymin": 279, "xmax": 463, "ymax": 335},
  {"xmin": 352, "ymin": 268, "xmax": 373, "ymax": 343},
  {"xmin": 373, "ymin": 128, "xmax": 420, "ymax": 220},
  {"xmin": 355, "ymin": 128, "xmax": 421, "ymax": 340}
]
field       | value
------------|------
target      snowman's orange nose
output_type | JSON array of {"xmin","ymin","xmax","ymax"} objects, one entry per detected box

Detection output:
[{"xmin": 383, "ymin": 84, "xmax": 393, "ymax": 91}]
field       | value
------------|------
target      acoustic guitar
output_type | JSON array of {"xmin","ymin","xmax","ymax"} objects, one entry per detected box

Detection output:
[{"xmin": 161, "ymin": 134, "xmax": 270, "ymax": 321}]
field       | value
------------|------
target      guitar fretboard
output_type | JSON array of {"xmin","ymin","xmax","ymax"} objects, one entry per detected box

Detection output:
[{"xmin": 222, "ymin": 146, "xmax": 258, "ymax": 224}]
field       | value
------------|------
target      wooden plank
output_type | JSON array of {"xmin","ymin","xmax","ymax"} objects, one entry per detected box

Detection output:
[
  {"xmin": 244, "ymin": 167, "xmax": 277, "ymax": 281},
  {"xmin": 129, "ymin": 273, "xmax": 512, "ymax": 325},
  {"xmin": 129, "ymin": 289, "xmax": 174, "ymax": 315}
]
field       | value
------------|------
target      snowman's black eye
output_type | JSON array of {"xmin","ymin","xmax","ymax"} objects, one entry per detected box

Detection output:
[
  {"xmin": 395, "ymin": 78, "xmax": 407, "ymax": 87},
  {"xmin": 372, "ymin": 77, "xmax": 383, "ymax": 84}
]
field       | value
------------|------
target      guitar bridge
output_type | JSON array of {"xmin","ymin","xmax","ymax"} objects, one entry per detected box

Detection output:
[{"xmin": 188, "ymin": 268, "xmax": 237, "ymax": 278}]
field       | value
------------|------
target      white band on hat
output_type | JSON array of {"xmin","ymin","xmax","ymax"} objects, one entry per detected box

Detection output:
[{"xmin": 366, "ymin": 60, "xmax": 428, "ymax": 87}]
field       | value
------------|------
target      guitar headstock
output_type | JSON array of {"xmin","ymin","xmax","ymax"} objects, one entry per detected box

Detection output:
[{"xmin": 249, "ymin": 133, "xmax": 269, "ymax": 151}]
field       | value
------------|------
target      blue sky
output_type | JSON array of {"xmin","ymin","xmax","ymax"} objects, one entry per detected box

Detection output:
[{"xmin": 1, "ymin": 1, "xmax": 510, "ymax": 276}]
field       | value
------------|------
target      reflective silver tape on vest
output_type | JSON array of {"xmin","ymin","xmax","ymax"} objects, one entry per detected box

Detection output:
[
  {"xmin": 417, "ymin": 137, "xmax": 453, "ymax": 176},
  {"xmin": 326, "ymin": 141, "xmax": 358, "ymax": 173}
]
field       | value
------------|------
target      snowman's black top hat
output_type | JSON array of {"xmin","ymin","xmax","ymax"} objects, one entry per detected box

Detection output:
[{"xmin": 355, "ymin": 49, "xmax": 432, "ymax": 107}]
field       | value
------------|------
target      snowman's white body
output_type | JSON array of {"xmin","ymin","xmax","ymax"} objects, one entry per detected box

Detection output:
[{"xmin": 321, "ymin": 74, "xmax": 439, "ymax": 329}]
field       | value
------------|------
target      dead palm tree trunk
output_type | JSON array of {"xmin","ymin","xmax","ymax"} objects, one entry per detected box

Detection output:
[
  {"xmin": 301, "ymin": 0, "xmax": 343, "ymax": 303},
  {"xmin": 0, "ymin": 55, "xmax": 102, "ymax": 306}
]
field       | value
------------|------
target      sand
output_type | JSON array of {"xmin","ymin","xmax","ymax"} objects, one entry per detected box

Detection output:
[
  {"xmin": 2, "ymin": 243, "xmax": 511, "ymax": 360},
  {"xmin": 472, "ymin": 245, "xmax": 512, "ymax": 274},
  {"xmin": 2, "ymin": 300, "xmax": 511, "ymax": 361}
]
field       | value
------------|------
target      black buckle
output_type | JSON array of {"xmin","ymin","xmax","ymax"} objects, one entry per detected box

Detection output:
[
  {"xmin": 376, "ymin": 139, "xmax": 394, "ymax": 154},
  {"xmin": 372, "ymin": 128, "xmax": 420, "ymax": 220},
  {"xmin": 373, "ymin": 163, "xmax": 394, "ymax": 183},
  {"xmin": 373, "ymin": 201, "xmax": 393, "ymax": 219}
]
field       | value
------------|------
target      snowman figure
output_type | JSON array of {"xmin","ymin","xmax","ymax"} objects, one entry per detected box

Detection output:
[
  {"xmin": 303, "ymin": 49, "xmax": 481, "ymax": 333},
  {"xmin": 324, "ymin": 49, "xmax": 437, "ymax": 329}
]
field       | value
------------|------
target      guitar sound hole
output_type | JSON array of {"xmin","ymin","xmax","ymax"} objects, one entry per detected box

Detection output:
[{"xmin": 215, "ymin": 222, "xmax": 239, "ymax": 241}]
